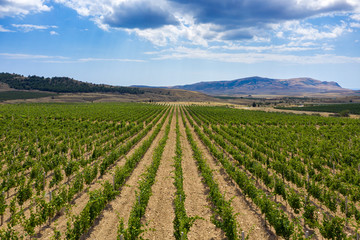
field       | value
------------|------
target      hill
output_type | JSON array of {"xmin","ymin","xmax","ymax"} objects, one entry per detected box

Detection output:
[
  {"xmin": 173, "ymin": 76, "xmax": 355, "ymax": 96},
  {"xmin": 0, "ymin": 72, "xmax": 143, "ymax": 94},
  {"xmin": 0, "ymin": 73, "xmax": 216, "ymax": 103}
]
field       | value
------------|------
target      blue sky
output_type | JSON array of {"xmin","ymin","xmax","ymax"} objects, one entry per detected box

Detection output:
[{"xmin": 0, "ymin": 0, "xmax": 360, "ymax": 89}]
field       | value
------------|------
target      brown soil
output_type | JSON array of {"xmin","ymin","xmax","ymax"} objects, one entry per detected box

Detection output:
[
  {"xmin": 140, "ymin": 110, "xmax": 176, "ymax": 239},
  {"xmin": 182, "ymin": 108, "xmax": 274, "ymax": 239},
  {"xmin": 178, "ymin": 110, "xmax": 225, "ymax": 239},
  {"xmin": 81, "ymin": 111, "xmax": 171, "ymax": 240}
]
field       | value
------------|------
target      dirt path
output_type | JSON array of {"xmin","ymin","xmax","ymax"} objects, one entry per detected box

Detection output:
[
  {"xmin": 140, "ymin": 110, "xmax": 176, "ymax": 239},
  {"xmin": 38, "ymin": 110, "xmax": 168, "ymax": 239},
  {"xmin": 182, "ymin": 108, "xmax": 274, "ymax": 239},
  {"xmin": 178, "ymin": 110, "xmax": 225, "ymax": 240},
  {"xmin": 81, "ymin": 112, "xmax": 171, "ymax": 240}
]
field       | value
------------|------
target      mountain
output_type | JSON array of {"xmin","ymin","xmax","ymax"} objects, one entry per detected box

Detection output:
[{"xmin": 173, "ymin": 76, "xmax": 353, "ymax": 96}]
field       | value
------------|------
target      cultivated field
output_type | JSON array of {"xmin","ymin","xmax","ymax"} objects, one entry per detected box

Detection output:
[{"xmin": 0, "ymin": 103, "xmax": 359, "ymax": 239}]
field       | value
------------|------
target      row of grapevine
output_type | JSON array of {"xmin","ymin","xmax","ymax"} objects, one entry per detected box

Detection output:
[
  {"xmin": 117, "ymin": 108, "xmax": 173, "ymax": 239},
  {"xmin": 181, "ymin": 109, "xmax": 242, "ymax": 239},
  {"xmin": 172, "ymin": 109, "xmax": 198, "ymax": 239}
]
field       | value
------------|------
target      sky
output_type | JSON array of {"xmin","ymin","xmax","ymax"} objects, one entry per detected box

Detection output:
[{"xmin": 0, "ymin": 0, "xmax": 360, "ymax": 89}]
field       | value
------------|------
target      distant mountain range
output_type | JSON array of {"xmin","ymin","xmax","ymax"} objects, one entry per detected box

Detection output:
[
  {"xmin": 172, "ymin": 76, "xmax": 353, "ymax": 96},
  {"xmin": 1, "ymin": 73, "xmax": 356, "ymax": 101}
]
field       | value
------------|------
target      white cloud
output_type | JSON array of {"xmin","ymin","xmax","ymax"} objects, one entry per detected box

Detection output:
[
  {"xmin": 147, "ymin": 46, "xmax": 360, "ymax": 64},
  {"xmin": 129, "ymin": 17, "xmax": 217, "ymax": 46},
  {"xmin": 12, "ymin": 24, "xmax": 57, "ymax": 32},
  {"xmin": 0, "ymin": 0, "xmax": 51, "ymax": 18},
  {"xmin": 274, "ymin": 20, "xmax": 351, "ymax": 41},
  {"xmin": 0, "ymin": 52, "xmax": 67, "ymax": 60},
  {"xmin": 50, "ymin": 31, "xmax": 59, "ymax": 35},
  {"xmin": 53, "ymin": 0, "xmax": 359, "ymax": 47},
  {"xmin": 350, "ymin": 22, "xmax": 360, "ymax": 28},
  {"xmin": 0, "ymin": 52, "xmax": 144, "ymax": 63},
  {"xmin": 78, "ymin": 57, "xmax": 145, "ymax": 62},
  {"xmin": 0, "ymin": 25, "xmax": 12, "ymax": 32},
  {"xmin": 54, "ymin": 0, "xmax": 113, "ymax": 17},
  {"xmin": 210, "ymin": 44, "xmax": 319, "ymax": 53},
  {"xmin": 351, "ymin": 14, "xmax": 360, "ymax": 21}
]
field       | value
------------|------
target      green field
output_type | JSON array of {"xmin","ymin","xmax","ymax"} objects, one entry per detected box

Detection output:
[
  {"xmin": 0, "ymin": 91, "xmax": 56, "ymax": 101},
  {"xmin": 277, "ymin": 103, "xmax": 360, "ymax": 115}
]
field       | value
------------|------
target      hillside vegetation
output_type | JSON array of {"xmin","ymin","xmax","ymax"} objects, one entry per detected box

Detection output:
[{"xmin": 0, "ymin": 73, "xmax": 143, "ymax": 94}]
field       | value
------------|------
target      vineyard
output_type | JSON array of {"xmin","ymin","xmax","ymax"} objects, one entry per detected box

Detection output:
[
  {"xmin": 0, "ymin": 102, "xmax": 360, "ymax": 239},
  {"xmin": 277, "ymin": 103, "xmax": 360, "ymax": 115}
]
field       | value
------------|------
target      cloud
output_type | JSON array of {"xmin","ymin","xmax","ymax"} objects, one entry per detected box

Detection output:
[
  {"xmin": 221, "ymin": 30, "xmax": 254, "ymax": 41},
  {"xmin": 350, "ymin": 22, "xmax": 360, "ymax": 28},
  {"xmin": 77, "ymin": 57, "xmax": 145, "ymax": 63},
  {"xmin": 0, "ymin": 0, "xmax": 51, "ymax": 18},
  {"xmin": 129, "ymin": 18, "xmax": 217, "ymax": 46},
  {"xmin": 53, "ymin": 0, "xmax": 110, "ymax": 17},
  {"xmin": 55, "ymin": 0, "xmax": 179, "ymax": 29},
  {"xmin": 12, "ymin": 24, "xmax": 58, "ymax": 32},
  {"xmin": 54, "ymin": 0, "xmax": 360, "ymax": 46},
  {"xmin": 210, "ymin": 43, "xmax": 320, "ymax": 53},
  {"xmin": 0, "ymin": 25, "xmax": 12, "ymax": 32},
  {"xmin": 351, "ymin": 14, "xmax": 360, "ymax": 21},
  {"xmin": 147, "ymin": 46, "xmax": 360, "ymax": 64},
  {"xmin": 0, "ymin": 52, "xmax": 145, "ymax": 63},
  {"xmin": 0, "ymin": 52, "xmax": 67, "ymax": 60},
  {"xmin": 104, "ymin": 1, "xmax": 178, "ymax": 29},
  {"xmin": 273, "ymin": 20, "xmax": 352, "ymax": 41},
  {"xmin": 50, "ymin": 30, "xmax": 59, "ymax": 35},
  {"xmin": 169, "ymin": 0, "xmax": 355, "ymax": 28}
]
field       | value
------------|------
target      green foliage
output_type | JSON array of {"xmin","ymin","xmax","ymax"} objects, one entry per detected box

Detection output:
[
  {"xmin": 303, "ymin": 202, "xmax": 318, "ymax": 229},
  {"xmin": 17, "ymin": 181, "xmax": 32, "ymax": 206},
  {"xmin": 0, "ymin": 192, "xmax": 7, "ymax": 216},
  {"xmin": 66, "ymin": 181, "xmax": 117, "ymax": 239},
  {"xmin": 173, "ymin": 111, "xmax": 199, "ymax": 239},
  {"xmin": 50, "ymin": 167, "xmax": 64, "ymax": 188},
  {"xmin": 0, "ymin": 224, "xmax": 22, "ymax": 239},
  {"xmin": 288, "ymin": 190, "xmax": 302, "ymax": 214},
  {"xmin": 319, "ymin": 216, "xmax": 346, "ymax": 239},
  {"xmin": 278, "ymin": 103, "xmax": 360, "ymax": 115},
  {"xmin": 0, "ymin": 72, "xmax": 144, "ymax": 94},
  {"xmin": 0, "ymin": 91, "xmax": 55, "ymax": 101},
  {"xmin": 274, "ymin": 179, "xmax": 287, "ymax": 200}
]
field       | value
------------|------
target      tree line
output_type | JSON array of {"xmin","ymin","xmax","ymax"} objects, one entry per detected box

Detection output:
[{"xmin": 0, "ymin": 73, "xmax": 144, "ymax": 94}]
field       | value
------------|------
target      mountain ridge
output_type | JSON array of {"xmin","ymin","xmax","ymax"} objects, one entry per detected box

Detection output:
[{"xmin": 172, "ymin": 76, "xmax": 351, "ymax": 96}]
